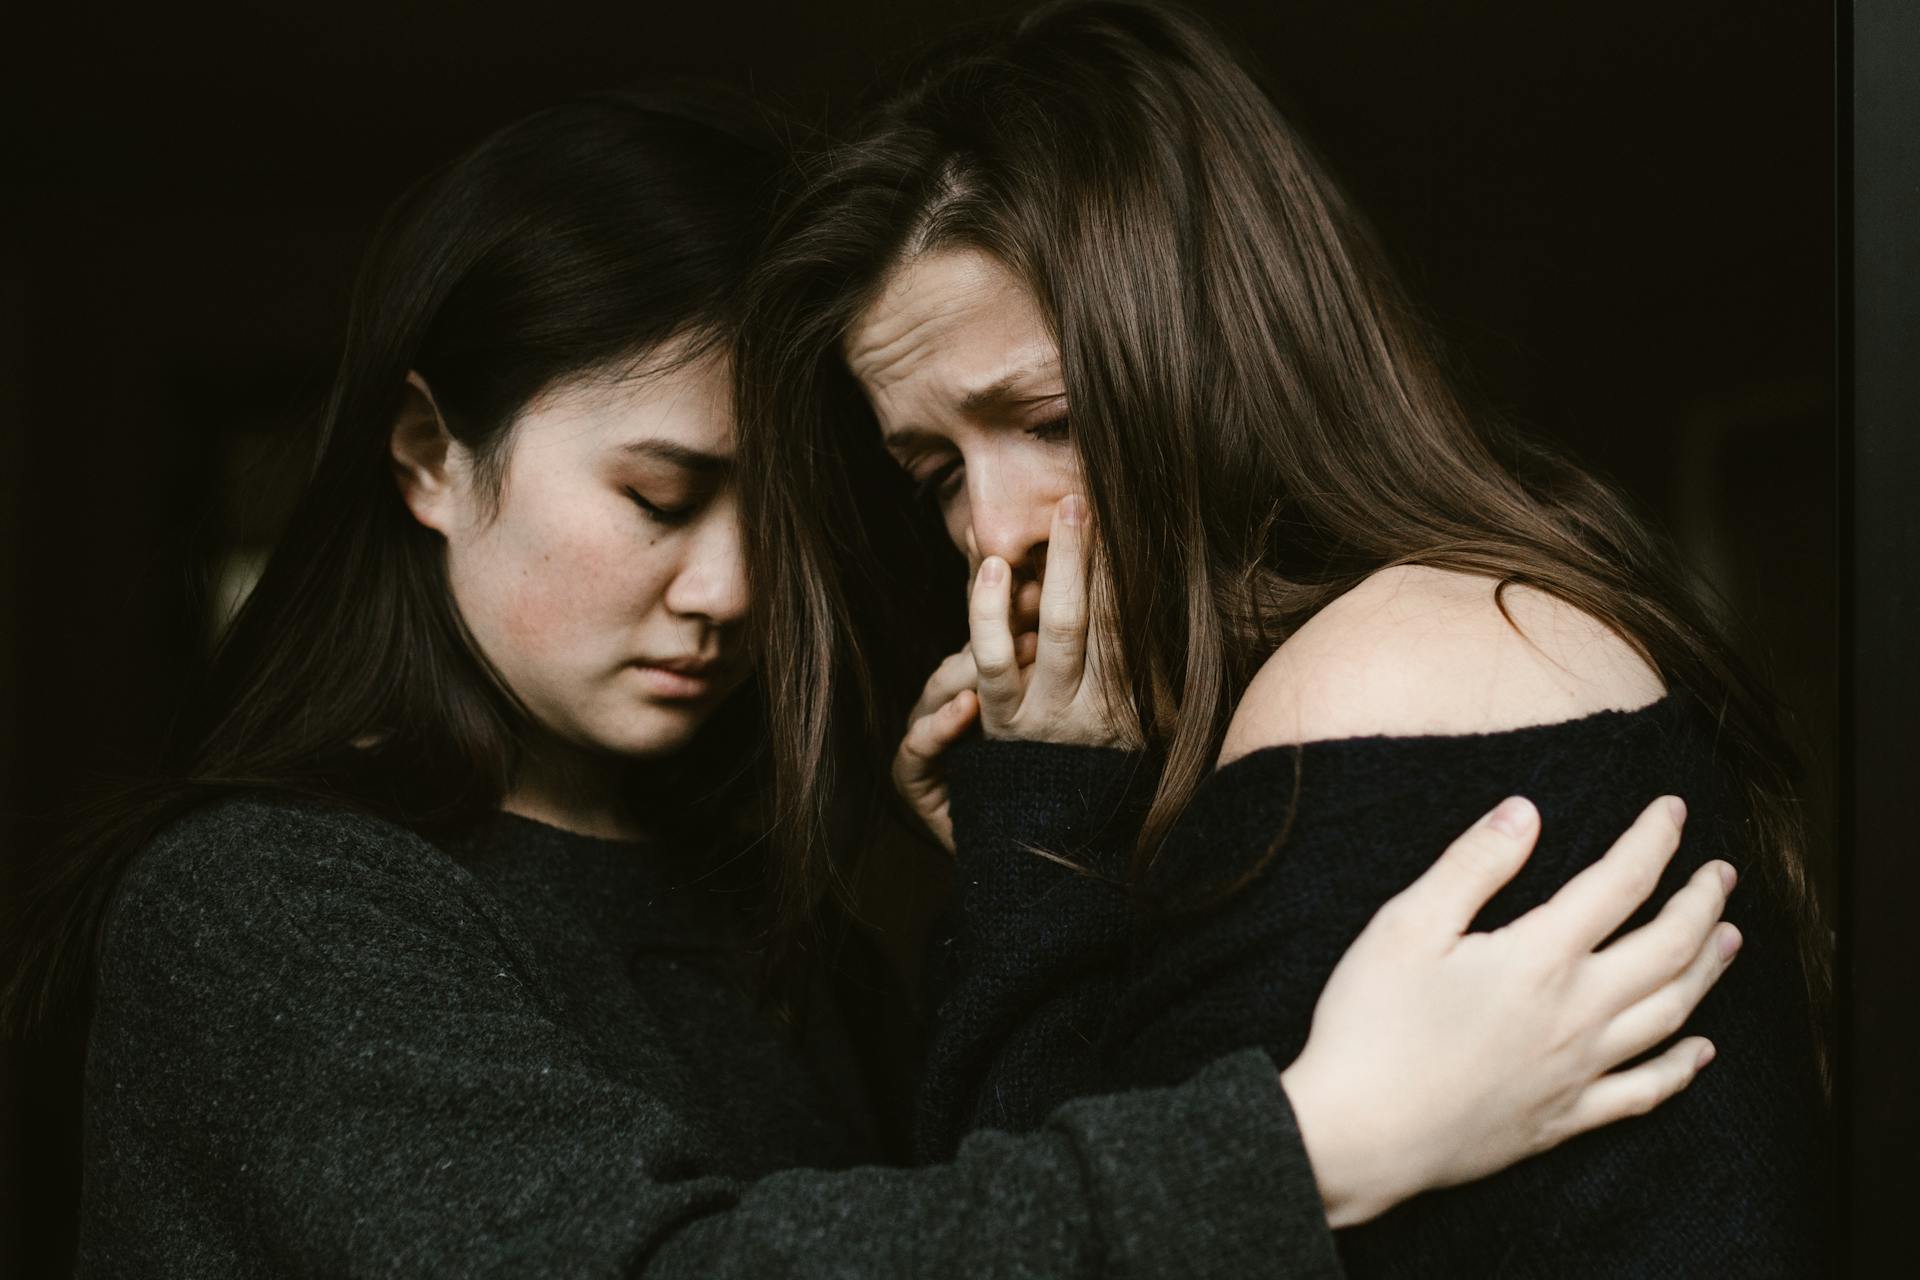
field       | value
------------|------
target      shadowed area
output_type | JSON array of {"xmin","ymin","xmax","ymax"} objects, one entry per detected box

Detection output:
[{"xmin": 1, "ymin": 2, "xmax": 1834, "ymax": 1273}]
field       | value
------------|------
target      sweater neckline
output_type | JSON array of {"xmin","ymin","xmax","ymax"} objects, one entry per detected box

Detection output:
[
  {"xmin": 485, "ymin": 807, "xmax": 660, "ymax": 853},
  {"xmin": 437, "ymin": 807, "xmax": 687, "ymax": 887},
  {"xmin": 1211, "ymin": 690, "xmax": 1688, "ymax": 788}
]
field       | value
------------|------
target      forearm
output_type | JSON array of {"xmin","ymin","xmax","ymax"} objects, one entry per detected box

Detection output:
[
  {"xmin": 88, "ymin": 808, "xmax": 1344, "ymax": 1278},
  {"xmin": 654, "ymin": 1051, "xmax": 1342, "ymax": 1280},
  {"xmin": 920, "ymin": 737, "xmax": 1158, "ymax": 1154}
]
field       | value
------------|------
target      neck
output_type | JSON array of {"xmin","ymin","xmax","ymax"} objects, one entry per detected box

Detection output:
[{"xmin": 501, "ymin": 733, "xmax": 653, "ymax": 842}]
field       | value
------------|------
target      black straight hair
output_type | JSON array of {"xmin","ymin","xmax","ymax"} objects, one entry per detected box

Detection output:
[{"xmin": 5, "ymin": 86, "xmax": 788, "ymax": 1032}]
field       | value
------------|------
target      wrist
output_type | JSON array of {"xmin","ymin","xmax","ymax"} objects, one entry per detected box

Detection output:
[
  {"xmin": 946, "ymin": 736, "xmax": 1156, "ymax": 864},
  {"xmin": 1278, "ymin": 1056, "xmax": 1407, "ymax": 1229}
]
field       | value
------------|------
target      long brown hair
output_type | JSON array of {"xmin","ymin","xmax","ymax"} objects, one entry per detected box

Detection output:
[{"xmin": 736, "ymin": 0, "xmax": 1828, "ymax": 1044}]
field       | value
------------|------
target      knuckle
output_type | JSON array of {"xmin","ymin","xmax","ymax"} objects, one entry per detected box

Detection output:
[
  {"xmin": 1621, "ymin": 862, "xmax": 1660, "ymax": 909},
  {"xmin": 1522, "ymin": 936, "xmax": 1568, "ymax": 981},
  {"xmin": 1369, "ymin": 895, "xmax": 1425, "ymax": 942},
  {"xmin": 1652, "ymin": 992, "xmax": 1689, "ymax": 1040},
  {"xmin": 974, "ymin": 647, "xmax": 1015, "ymax": 676},
  {"xmin": 1040, "ymin": 618, "xmax": 1085, "ymax": 648},
  {"xmin": 1674, "ymin": 895, "xmax": 1720, "ymax": 946},
  {"xmin": 1671, "ymin": 871, "xmax": 1713, "ymax": 909},
  {"xmin": 1626, "ymin": 1077, "xmax": 1665, "ymax": 1117},
  {"xmin": 968, "ymin": 602, "xmax": 1006, "ymax": 630},
  {"xmin": 1655, "ymin": 928, "xmax": 1697, "ymax": 977},
  {"xmin": 1453, "ymin": 832, "xmax": 1511, "ymax": 880}
]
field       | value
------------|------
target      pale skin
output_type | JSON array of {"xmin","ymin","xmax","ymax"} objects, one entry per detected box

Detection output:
[
  {"xmin": 388, "ymin": 315, "xmax": 1735, "ymax": 1230},
  {"xmin": 848, "ymin": 247, "xmax": 1741, "ymax": 1226},
  {"xmin": 389, "ymin": 347, "xmax": 752, "ymax": 841}
]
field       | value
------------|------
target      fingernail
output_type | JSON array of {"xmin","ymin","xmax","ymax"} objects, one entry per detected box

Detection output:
[
  {"xmin": 1717, "ymin": 862, "xmax": 1737, "ymax": 894},
  {"xmin": 979, "ymin": 557, "xmax": 1005, "ymax": 585},
  {"xmin": 1485, "ymin": 796, "xmax": 1536, "ymax": 837},
  {"xmin": 1061, "ymin": 494, "xmax": 1088, "ymax": 525},
  {"xmin": 1719, "ymin": 925, "xmax": 1742, "ymax": 962},
  {"xmin": 1665, "ymin": 795, "xmax": 1687, "ymax": 825},
  {"xmin": 1696, "ymin": 1042, "xmax": 1716, "ymax": 1070}
]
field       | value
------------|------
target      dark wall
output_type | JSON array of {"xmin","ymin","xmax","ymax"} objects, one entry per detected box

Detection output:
[
  {"xmin": 1, "ymin": 1, "xmax": 1839, "ymax": 1273},
  {"xmin": 1848, "ymin": 0, "xmax": 1920, "ymax": 1272}
]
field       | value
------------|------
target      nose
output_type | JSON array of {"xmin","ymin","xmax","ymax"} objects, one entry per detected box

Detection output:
[
  {"xmin": 663, "ymin": 498, "xmax": 750, "ymax": 629},
  {"xmin": 962, "ymin": 452, "xmax": 1060, "ymax": 580}
]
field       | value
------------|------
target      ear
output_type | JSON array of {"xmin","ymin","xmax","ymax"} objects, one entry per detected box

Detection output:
[{"xmin": 390, "ymin": 371, "xmax": 464, "ymax": 535}]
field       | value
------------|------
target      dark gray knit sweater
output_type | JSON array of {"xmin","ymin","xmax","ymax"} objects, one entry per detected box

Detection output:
[
  {"xmin": 78, "ymin": 795, "xmax": 1342, "ymax": 1278},
  {"xmin": 926, "ymin": 696, "xmax": 1830, "ymax": 1276}
]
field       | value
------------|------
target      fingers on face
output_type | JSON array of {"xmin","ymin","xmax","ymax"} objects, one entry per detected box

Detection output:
[
  {"xmin": 1028, "ymin": 496, "xmax": 1090, "ymax": 705},
  {"xmin": 938, "ymin": 687, "xmax": 980, "ymax": 740},
  {"xmin": 1394, "ymin": 796, "xmax": 1541, "ymax": 937},
  {"xmin": 969, "ymin": 557, "xmax": 1024, "ymax": 719},
  {"xmin": 896, "ymin": 690, "xmax": 981, "ymax": 785},
  {"xmin": 1526, "ymin": 796, "xmax": 1690, "ymax": 955},
  {"xmin": 911, "ymin": 646, "xmax": 979, "ymax": 722}
]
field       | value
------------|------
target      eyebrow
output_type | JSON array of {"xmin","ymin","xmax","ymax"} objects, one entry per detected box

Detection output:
[
  {"xmin": 957, "ymin": 366, "xmax": 1063, "ymax": 416},
  {"xmin": 618, "ymin": 440, "xmax": 732, "ymax": 475},
  {"xmin": 879, "ymin": 364, "xmax": 1066, "ymax": 449},
  {"xmin": 878, "ymin": 426, "xmax": 952, "ymax": 458}
]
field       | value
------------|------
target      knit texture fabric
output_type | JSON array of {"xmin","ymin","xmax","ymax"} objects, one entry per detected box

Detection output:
[
  {"xmin": 934, "ymin": 695, "xmax": 1830, "ymax": 1277},
  {"xmin": 80, "ymin": 794, "xmax": 1341, "ymax": 1278}
]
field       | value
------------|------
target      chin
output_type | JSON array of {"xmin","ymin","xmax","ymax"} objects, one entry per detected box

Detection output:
[{"xmin": 595, "ymin": 702, "xmax": 717, "ymax": 759}]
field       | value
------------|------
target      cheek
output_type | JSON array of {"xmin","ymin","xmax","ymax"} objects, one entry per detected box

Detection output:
[
  {"xmin": 943, "ymin": 506, "xmax": 973, "ymax": 560},
  {"xmin": 460, "ymin": 506, "xmax": 668, "ymax": 664},
  {"xmin": 1048, "ymin": 446, "xmax": 1085, "ymax": 497},
  {"xmin": 942, "ymin": 441, "xmax": 1084, "ymax": 560}
]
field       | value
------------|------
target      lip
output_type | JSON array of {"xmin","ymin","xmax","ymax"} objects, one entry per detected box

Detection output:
[
  {"xmin": 639, "ymin": 654, "xmax": 722, "ymax": 676},
  {"xmin": 629, "ymin": 656, "xmax": 729, "ymax": 700}
]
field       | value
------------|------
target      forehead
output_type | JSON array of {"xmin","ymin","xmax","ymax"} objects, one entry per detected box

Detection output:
[
  {"xmin": 512, "ymin": 347, "xmax": 734, "ymax": 458},
  {"xmin": 844, "ymin": 249, "xmax": 1055, "ymax": 407}
]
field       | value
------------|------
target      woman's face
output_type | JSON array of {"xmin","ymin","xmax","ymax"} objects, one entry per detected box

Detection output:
[
  {"xmin": 426, "ymin": 349, "xmax": 752, "ymax": 760},
  {"xmin": 845, "ymin": 248, "xmax": 1080, "ymax": 641}
]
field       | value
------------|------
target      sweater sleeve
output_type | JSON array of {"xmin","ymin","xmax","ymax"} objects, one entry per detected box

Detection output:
[
  {"xmin": 80, "ymin": 798, "xmax": 1342, "ymax": 1280},
  {"xmin": 1102, "ymin": 698, "xmax": 1829, "ymax": 1277},
  {"xmin": 918, "ymin": 736, "xmax": 1161, "ymax": 1157}
]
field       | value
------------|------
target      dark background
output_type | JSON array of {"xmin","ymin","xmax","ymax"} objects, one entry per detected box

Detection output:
[{"xmin": 1, "ymin": 0, "xmax": 1886, "ymax": 1273}]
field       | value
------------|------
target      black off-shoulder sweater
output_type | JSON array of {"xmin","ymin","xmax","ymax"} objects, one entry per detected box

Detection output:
[
  {"xmin": 926, "ymin": 695, "xmax": 1830, "ymax": 1277},
  {"xmin": 80, "ymin": 796, "xmax": 1341, "ymax": 1278}
]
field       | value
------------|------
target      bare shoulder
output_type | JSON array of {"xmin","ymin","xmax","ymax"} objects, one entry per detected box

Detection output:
[{"xmin": 1218, "ymin": 565, "xmax": 1666, "ymax": 765}]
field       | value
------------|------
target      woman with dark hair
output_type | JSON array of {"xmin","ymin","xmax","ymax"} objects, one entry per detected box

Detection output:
[
  {"xmin": 8, "ymin": 83, "xmax": 1742, "ymax": 1279},
  {"xmin": 736, "ymin": 1, "xmax": 1829, "ymax": 1273}
]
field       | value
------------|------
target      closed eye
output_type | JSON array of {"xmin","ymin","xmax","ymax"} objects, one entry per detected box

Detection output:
[
  {"xmin": 625, "ymin": 486, "xmax": 698, "ymax": 525},
  {"xmin": 1026, "ymin": 414, "xmax": 1069, "ymax": 443},
  {"xmin": 913, "ymin": 459, "xmax": 964, "ymax": 506}
]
